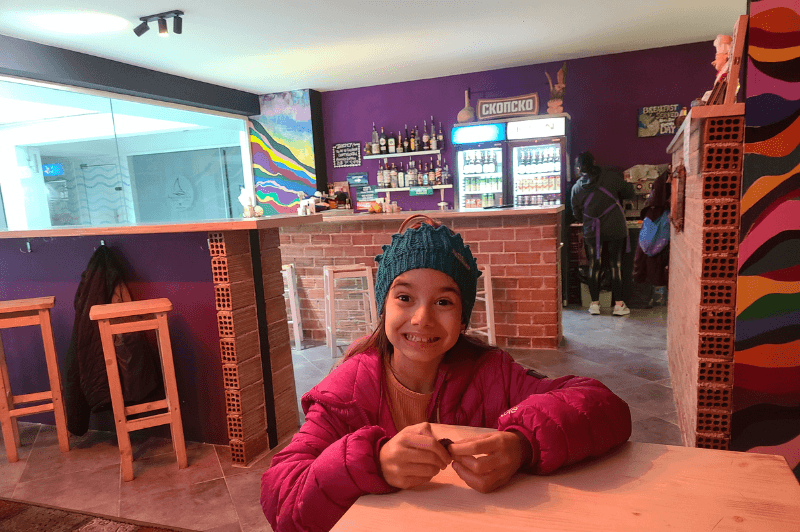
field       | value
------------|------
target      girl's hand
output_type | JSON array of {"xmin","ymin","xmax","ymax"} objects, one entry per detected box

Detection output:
[
  {"xmin": 447, "ymin": 431, "xmax": 526, "ymax": 493},
  {"xmin": 379, "ymin": 422, "xmax": 452, "ymax": 489}
]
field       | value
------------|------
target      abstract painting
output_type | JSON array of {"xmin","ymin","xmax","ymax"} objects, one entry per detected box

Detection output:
[
  {"xmin": 249, "ymin": 90, "xmax": 318, "ymax": 215},
  {"xmin": 733, "ymin": 0, "xmax": 800, "ymax": 479}
]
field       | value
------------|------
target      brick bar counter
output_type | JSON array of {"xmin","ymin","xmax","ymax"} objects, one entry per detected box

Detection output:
[{"xmin": 280, "ymin": 206, "xmax": 565, "ymax": 351}]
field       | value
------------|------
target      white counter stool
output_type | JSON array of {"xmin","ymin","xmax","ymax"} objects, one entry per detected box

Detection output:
[
  {"xmin": 323, "ymin": 264, "xmax": 378, "ymax": 358},
  {"xmin": 470, "ymin": 265, "xmax": 497, "ymax": 345},
  {"xmin": 0, "ymin": 296, "xmax": 70, "ymax": 462},
  {"xmin": 282, "ymin": 264, "xmax": 303, "ymax": 349},
  {"xmin": 89, "ymin": 298, "xmax": 187, "ymax": 481}
]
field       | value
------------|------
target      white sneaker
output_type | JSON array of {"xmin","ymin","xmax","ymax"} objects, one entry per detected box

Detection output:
[
  {"xmin": 588, "ymin": 302, "xmax": 601, "ymax": 315},
  {"xmin": 613, "ymin": 303, "xmax": 631, "ymax": 316}
]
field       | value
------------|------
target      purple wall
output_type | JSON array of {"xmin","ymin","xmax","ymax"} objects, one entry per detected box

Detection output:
[
  {"xmin": 0, "ymin": 234, "xmax": 227, "ymax": 444},
  {"xmin": 322, "ymin": 42, "xmax": 714, "ymax": 212}
]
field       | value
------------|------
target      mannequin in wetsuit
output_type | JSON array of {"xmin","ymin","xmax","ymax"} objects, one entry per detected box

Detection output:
[{"xmin": 570, "ymin": 152, "xmax": 634, "ymax": 316}]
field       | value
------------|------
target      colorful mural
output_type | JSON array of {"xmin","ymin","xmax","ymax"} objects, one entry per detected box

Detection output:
[
  {"xmin": 733, "ymin": 0, "xmax": 800, "ymax": 479},
  {"xmin": 249, "ymin": 90, "xmax": 317, "ymax": 215}
]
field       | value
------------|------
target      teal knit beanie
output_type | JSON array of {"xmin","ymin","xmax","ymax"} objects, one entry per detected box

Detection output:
[{"xmin": 375, "ymin": 222, "xmax": 481, "ymax": 325}]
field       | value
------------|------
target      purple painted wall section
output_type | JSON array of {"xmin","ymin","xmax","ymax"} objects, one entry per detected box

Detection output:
[
  {"xmin": 321, "ymin": 42, "xmax": 713, "ymax": 212},
  {"xmin": 0, "ymin": 233, "xmax": 227, "ymax": 444}
]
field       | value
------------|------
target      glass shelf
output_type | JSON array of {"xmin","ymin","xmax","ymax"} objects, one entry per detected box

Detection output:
[
  {"xmin": 375, "ymin": 184, "xmax": 452, "ymax": 203},
  {"xmin": 363, "ymin": 149, "xmax": 441, "ymax": 160}
]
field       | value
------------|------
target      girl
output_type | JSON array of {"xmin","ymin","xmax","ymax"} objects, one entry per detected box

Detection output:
[
  {"xmin": 570, "ymin": 152, "xmax": 635, "ymax": 316},
  {"xmin": 261, "ymin": 214, "xmax": 631, "ymax": 532}
]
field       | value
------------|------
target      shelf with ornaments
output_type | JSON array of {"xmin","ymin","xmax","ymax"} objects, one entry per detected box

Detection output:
[{"xmin": 363, "ymin": 149, "xmax": 441, "ymax": 161}]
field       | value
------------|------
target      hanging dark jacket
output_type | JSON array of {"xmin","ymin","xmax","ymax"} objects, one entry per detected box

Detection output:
[
  {"xmin": 633, "ymin": 170, "xmax": 671, "ymax": 286},
  {"xmin": 571, "ymin": 168, "xmax": 634, "ymax": 243},
  {"xmin": 64, "ymin": 245, "xmax": 162, "ymax": 436}
]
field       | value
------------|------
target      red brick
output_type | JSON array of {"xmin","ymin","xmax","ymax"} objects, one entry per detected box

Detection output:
[
  {"xmin": 518, "ymin": 300, "xmax": 545, "ymax": 313},
  {"xmin": 535, "ymin": 312, "xmax": 558, "ymax": 325},
  {"xmin": 480, "ymin": 241, "xmax": 504, "ymax": 253},
  {"xmin": 505, "ymin": 336, "xmax": 532, "ymax": 348},
  {"xmin": 530, "ymin": 238, "xmax": 557, "ymax": 251},
  {"xmin": 489, "ymin": 228, "xmax": 517, "ymax": 241},
  {"xmin": 495, "ymin": 324, "xmax": 517, "ymax": 337},
  {"xmin": 519, "ymin": 277, "xmax": 544, "ymax": 289},
  {"xmin": 530, "ymin": 337, "xmax": 557, "ymax": 348},
  {"xmin": 504, "ymin": 240, "xmax": 530, "ymax": 252},
  {"xmin": 490, "ymin": 254, "xmax": 516, "ymax": 265},
  {"xmin": 519, "ymin": 226, "xmax": 542, "ymax": 240},
  {"xmin": 506, "ymin": 289, "xmax": 534, "ymax": 301},
  {"xmin": 505, "ymin": 265, "xmax": 532, "ymax": 277},
  {"xmin": 330, "ymin": 234, "xmax": 353, "ymax": 245},
  {"xmin": 541, "ymin": 225, "xmax": 557, "ymax": 238},
  {"xmin": 477, "ymin": 217, "xmax": 504, "ymax": 228},
  {"xmin": 494, "ymin": 301, "xmax": 518, "ymax": 313},
  {"xmin": 542, "ymin": 276, "xmax": 558, "ymax": 288},
  {"xmin": 518, "ymin": 324, "xmax": 546, "ymax": 337},
  {"xmin": 542, "ymin": 252, "xmax": 557, "ymax": 263},
  {"xmin": 529, "ymin": 264, "xmax": 555, "ymax": 277},
  {"xmin": 508, "ymin": 313, "xmax": 534, "ymax": 325},
  {"xmin": 292, "ymin": 234, "xmax": 312, "ymax": 244},
  {"xmin": 543, "ymin": 324, "xmax": 559, "ymax": 337},
  {"xmin": 493, "ymin": 277, "xmax": 519, "ymax": 289},
  {"xmin": 352, "ymin": 234, "xmax": 373, "ymax": 246},
  {"xmin": 463, "ymin": 229, "xmax": 491, "ymax": 241},
  {"xmin": 516, "ymin": 252, "xmax": 542, "ymax": 264},
  {"xmin": 531, "ymin": 288, "xmax": 558, "ymax": 301}
]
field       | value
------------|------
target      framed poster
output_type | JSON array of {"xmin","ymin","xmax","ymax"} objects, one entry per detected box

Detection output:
[
  {"xmin": 638, "ymin": 104, "xmax": 680, "ymax": 137},
  {"xmin": 333, "ymin": 142, "xmax": 362, "ymax": 168}
]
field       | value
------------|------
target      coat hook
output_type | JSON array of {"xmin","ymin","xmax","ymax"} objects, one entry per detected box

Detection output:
[
  {"xmin": 100, "ymin": 239, "xmax": 105, "ymax": 246},
  {"xmin": 20, "ymin": 240, "xmax": 31, "ymax": 253}
]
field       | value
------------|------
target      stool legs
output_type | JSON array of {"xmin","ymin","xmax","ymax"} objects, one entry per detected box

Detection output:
[
  {"xmin": 38, "ymin": 309, "xmax": 69, "ymax": 453},
  {"xmin": 155, "ymin": 312, "xmax": 187, "ymax": 471},
  {"xmin": 323, "ymin": 268, "xmax": 336, "ymax": 358},
  {"xmin": 283, "ymin": 265, "xmax": 303, "ymax": 349},
  {"xmin": 0, "ymin": 334, "xmax": 21, "ymax": 461}
]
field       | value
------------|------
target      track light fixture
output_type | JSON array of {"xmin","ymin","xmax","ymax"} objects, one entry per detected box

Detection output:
[{"xmin": 133, "ymin": 10, "xmax": 184, "ymax": 37}]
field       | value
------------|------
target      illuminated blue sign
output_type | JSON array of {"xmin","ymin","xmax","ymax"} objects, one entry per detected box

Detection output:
[
  {"xmin": 451, "ymin": 123, "xmax": 505, "ymax": 145},
  {"xmin": 43, "ymin": 163, "xmax": 64, "ymax": 177}
]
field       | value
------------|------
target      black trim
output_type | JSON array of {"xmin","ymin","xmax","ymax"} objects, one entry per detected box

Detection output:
[
  {"xmin": 0, "ymin": 33, "xmax": 260, "ymax": 116},
  {"xmin": 249, "ymin": 229, "xmax": 278, "ymax": 448},
  {"xmin": 309, "ymin": 89, "xmax": 328, "ymax": 192}
]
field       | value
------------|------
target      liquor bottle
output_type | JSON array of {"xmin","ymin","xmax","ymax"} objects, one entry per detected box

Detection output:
[
  {"xmin": 397, "ymin": 132, "xmax": 404, "ymax": 153},
  {"xmin": 429, "ymin": 117, "xmax": 437, "ymax": 150},
  {"xmin": 422, "ymin": 163, "xmax": 429, "ymax": 186},
  {"xmin": 409, "ymin": 126, "xmax": 416, "ymax": 152},
  {"xmin": 398, "ymin": 162, "xmax": 405, "ymax": 188},
  {"xmin": 435, "ymin": 158, "xmax": 442, "ymax": 185},
  {"xmin": 372, "ymin": 123, "xmax": 380, "ymax": 154},
  {"xmin": 422, "ymin": 120, "xmax": 430, "ymax": 151},
  {"xmin": 403, "ymin": 125, "xmax": 409, "ymax": 152},
  {"xmin": 383, "ymin": 163, "xmax": 391, "ymax": 188},
  {"xmin": 377, "ymin": 163, "xmax": 383, "ymax": 187},
  {"xmin": 388, "ymin": 132, "xmax": 396, "ymax": 154},
  {"xmin": 379, "ymin": 127, "xmax": 387, "ymax": 154},
  {"xmin": 429, "ymin": 157, "xmax": 436, "ymax": 185},
  {"xmin": 442, "ymin": 163, "xmax": 450, "ymax": 185},
  {"xmin": 437, "ymin": 122, "xmax": 444, "ymax": 151},
  {"xmin": 390, "ymin": 163, "xmax": 398, "ymax": 188},
  {"xmin": 407, "ymin": 160, "xmax": 416, "ymax": 187}
]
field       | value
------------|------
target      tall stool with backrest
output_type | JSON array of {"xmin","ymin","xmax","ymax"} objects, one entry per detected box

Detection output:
[
  {"xmin": 0, "ymin": 296, "xmax": 70, "ymax": 462},
  {"xmin": 89, "ymin": 298, "xmax": 187, "ymax": 481},
  {"xmin": 469, "ymin": 265, "xmax": 497, "ymax": 345},
  {"xmin": 282, "ymin": 264, "xmax": 303, "ymax": 349},
  {"xmin": 323, "ymin": 264, "xmax": 378, "ymax": 358}
]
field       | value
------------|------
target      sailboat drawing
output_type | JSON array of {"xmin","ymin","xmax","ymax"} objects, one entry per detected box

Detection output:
[
  {"xmin": 167, "ymin": 175, "xmax": 194, "ymax": 211},
  {"xmin": 172, "ymin": 178, "xmax": 186, "ymax": 196}
]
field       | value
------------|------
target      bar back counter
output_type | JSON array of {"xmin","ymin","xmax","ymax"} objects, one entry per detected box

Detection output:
[
  {"xmin": 0, "ymin": 215, "xmax": 319, "ymax": 466},
  {"xmin": 280, "ymin": 206, "xmax": 565, "ymax": 352}
]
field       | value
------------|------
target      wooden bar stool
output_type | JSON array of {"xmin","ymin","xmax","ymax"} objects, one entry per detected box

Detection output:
[
  {"xmin": 323, "ymin": 265, "xmax": 378, "ymax": 358},
  {"xmin": 89, "ymin": 298, "xmax": 187, "ymax": 481},
  {"xmin": 0, "ymin": 296, "xmax": 70, "ymax": 462},
  {"xmin": 470, "ymin": 265, "xmax": 497, "ymax": 345},
  {"xmin": 282, "ymin": 264, "xmax": 303, "ymax": 349}
]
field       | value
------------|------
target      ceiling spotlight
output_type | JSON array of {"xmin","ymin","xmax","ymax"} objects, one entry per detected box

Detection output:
[
  {"xmin": 133, "ymin": 10, "xmax": 184, "ymax": 37},
  {"xmin": 133, "ymin": 21, "xmax": 149, "ymax": 36}
]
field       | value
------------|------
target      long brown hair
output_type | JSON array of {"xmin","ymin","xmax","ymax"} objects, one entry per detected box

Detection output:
[{"xmin": 332, "ymin": 214, "xmax": 496, "ymax": 371}]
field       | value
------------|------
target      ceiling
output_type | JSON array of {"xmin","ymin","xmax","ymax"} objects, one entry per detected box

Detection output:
[{"xmin": 0, "ymin": 1, "xmax": 748, "ymax": 95}]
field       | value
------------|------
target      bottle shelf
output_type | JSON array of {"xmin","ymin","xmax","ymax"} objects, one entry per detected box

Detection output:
[
  {"xmin": 364, "ymin": 149, "xmax": 441, "ymax": 160},
  {"xmin": 464, "ymin": 190, "xmax": 502, "ymax": 195},
  {"xmin": 374, "ymin": 184, "xmax": 452, "ymax": 193}
]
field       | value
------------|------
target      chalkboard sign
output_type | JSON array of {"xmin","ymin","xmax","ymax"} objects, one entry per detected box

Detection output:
[
  {"xmin": 638, "ymin": 104, "xmax": 680, "ymax": 137},
  {"xmin": 333, "ymin": 142, "xmax": 362, "ymax": 168}
]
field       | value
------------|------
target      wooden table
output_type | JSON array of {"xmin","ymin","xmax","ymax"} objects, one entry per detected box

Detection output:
[{"xmin": 332, "ymin": 424, "xmax": 800, "ymax": 532}]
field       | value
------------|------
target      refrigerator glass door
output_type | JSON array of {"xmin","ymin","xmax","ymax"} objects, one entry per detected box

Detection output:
[
  {"xmin": 457, "ymin": 146, "xmax": 504, "ymax": 210},
  {"xmin": 511, "ymin": 142, "xmax": 563, "ymax": 207}
]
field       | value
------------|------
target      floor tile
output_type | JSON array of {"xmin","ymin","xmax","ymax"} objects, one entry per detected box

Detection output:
[
  {"xmin": 214, "ymin": 439, "xmax": 290, "ymax": 480},
  {"xmin": 119, "ymin": 442, "xmax": 223, "ymax": 500},
  {"xmin": 12, "ymin": 462, "xmax": 121, "ymax": 515},
  {"xmin": 119, "ymin": 477, "xmax": 240, "ymax": 531},
  {"xmin": 0, "ymin": 422, "xmax": 41, "ymax": 495},
  {"xmin": 613, "ymin": 382, "xmax": 679, "ymax": 418},
  {"xmin": 225, "ymin": 469, "xmax": 272, "ymax": 532},
  {"xmin": 630, "ymin": 417, "xmax": 683, "ymax": 446},
  {"xmin": 19, "ymin": 425, "xmax": 121, "ymax": 483}
]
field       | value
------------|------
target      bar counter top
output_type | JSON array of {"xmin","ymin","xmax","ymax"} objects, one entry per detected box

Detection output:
[
  {"xmin": 0, "ymin": 214, "xmax": 322, "ymax": 239},
  {"xmin": 320, "ymin": 205, "xmax": 564, "ymax": 223}
]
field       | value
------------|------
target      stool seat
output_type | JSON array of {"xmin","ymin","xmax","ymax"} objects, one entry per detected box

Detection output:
[
  {"xmin": 91, "ymin": 297, "xmax": 186, "ymax": 481},
  {"xmin": 89, "ymin": 298, "xmax": 172, "ymax": 320},
  {"xmin": 0, "ymin": 296, "xmax": 55, "ymax": 313},
  {"xmin": 0, "ymin": 296, "xmax": 70, "ymax": 463}
]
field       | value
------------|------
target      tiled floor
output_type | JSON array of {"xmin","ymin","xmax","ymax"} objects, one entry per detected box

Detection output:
[{"xmin": 1, "ymin": 305, "xmax": 675, "ymax": 531}]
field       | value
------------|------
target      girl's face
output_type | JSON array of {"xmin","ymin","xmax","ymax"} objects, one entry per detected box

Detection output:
[{"xmin": 384, "ymin": 268, "xmax": 463, "ymax": 366}]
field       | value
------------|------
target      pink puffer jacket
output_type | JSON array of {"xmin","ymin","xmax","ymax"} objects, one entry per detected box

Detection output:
[{"xmin": 261, "ymin": 348, "xmax": 631, "ymax": 532}]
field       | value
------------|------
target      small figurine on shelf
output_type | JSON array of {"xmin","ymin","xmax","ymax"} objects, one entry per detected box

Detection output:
[
  {"xmin": 545, "ymin": 62, "xmax": 566, "ymax": 115},
  {"xmin": 238, "ymin": 188, "xmax": 256, "ymax": 218}
]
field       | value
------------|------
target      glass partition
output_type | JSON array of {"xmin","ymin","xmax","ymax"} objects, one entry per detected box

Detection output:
[{"xmin": 0, "ymin": 78, "xmax": 252, "ymax": 230}]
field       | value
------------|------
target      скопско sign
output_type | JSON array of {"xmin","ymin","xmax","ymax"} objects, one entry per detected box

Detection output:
[{"xmin": 477, "ymin": 93, "xmax": 539, "ymax": 120}]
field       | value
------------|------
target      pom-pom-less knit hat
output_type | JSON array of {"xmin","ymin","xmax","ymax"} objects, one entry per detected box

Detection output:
[{"xmin": 375, "ymin": 222, "xmax": 481, "ymax": 325}]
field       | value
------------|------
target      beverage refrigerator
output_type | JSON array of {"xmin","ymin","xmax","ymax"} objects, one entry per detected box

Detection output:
[
  {"xmin": 505, "ymin": 115, "xmax": 570, "ymax": 208},
  {"xmin": 451, "ymin": 122, "xmax": 507, "ymax": 210}
]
